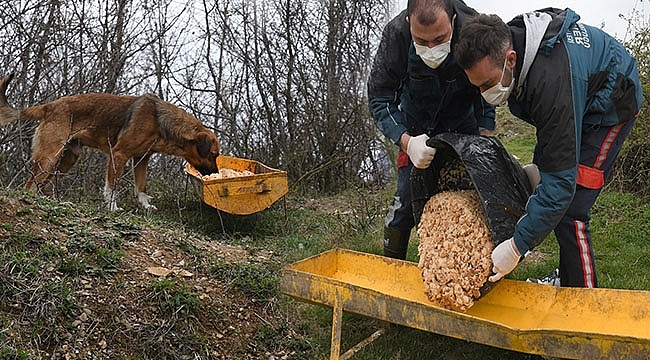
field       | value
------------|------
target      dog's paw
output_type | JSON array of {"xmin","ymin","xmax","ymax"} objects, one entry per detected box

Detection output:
[
  {"xmin": 137, "ymin": 192, "xmax": 156, "ymax": 210},
  {"xmin": 106, "ymin": 198, "xmax": 123, "ymax": 211},
  {"xmin": 107, "ymin": 203, "xmax": 123, "ymax": 212}
]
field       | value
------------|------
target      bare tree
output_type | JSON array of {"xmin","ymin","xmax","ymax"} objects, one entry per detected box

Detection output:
[{"xmin": 0, "ymin": 0, "xmax": 394, "ymax": 202}]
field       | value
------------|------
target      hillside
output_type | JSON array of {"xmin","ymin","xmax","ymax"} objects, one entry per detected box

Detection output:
[
  {"xmin": 0, "ymin": 190, "xmax": 308, "ymax": 359},
  {"xmin": 2, "ymin": 111, "xmax": 649, "ymax": 359}
]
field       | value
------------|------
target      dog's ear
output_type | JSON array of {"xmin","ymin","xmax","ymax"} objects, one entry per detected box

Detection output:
[{"xmin": 196, "ymin": 132, "xmax": 213, "ymax": 158}]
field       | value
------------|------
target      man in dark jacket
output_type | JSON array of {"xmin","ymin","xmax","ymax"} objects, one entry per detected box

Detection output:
[
  {"xmin": 455, "ymin": 9, "xmax": 643, "ymax": 287},
  {"xmin": 368, "ymin": 0, "xmax": 495, "ymax": 260}
]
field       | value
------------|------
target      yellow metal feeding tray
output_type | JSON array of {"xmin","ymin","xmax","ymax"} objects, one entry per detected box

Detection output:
[
  {"xmin": 185, "ymin": 155, "xmax": 288, "ymax": 215},
  {"xmin": 281, "ymin": 248, "xmax": 650, "ymax": 360}
]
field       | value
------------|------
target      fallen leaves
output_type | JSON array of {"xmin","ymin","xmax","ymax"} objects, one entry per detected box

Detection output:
[{"xmin": 145, "ymin": 266, "xmax": 193, "ymax": 278}]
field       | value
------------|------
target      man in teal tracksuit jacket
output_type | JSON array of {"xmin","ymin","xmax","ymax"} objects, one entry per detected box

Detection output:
[
  {"xmin": 367, "ymin": 0, "xmax": 495, "ymax": 259},
  {"xmin": 455, "ymin": 8, "xmax": 643, "ymax": 287}
]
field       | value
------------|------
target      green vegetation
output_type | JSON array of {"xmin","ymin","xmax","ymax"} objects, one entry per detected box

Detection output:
[
  {"xmin": 149, "ymin": 278, "xmax": 201, "ymax": 318},
  {"xmin": 1, "ymin": 111, "xmax": 649, "ymax": 358}
]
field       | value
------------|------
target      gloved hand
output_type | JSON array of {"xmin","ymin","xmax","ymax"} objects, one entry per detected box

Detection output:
[
  {"xmin": 489, "ymin": 237, "xmax": 521, "ymax": 282},
  {"xmin": 407, "ymin": 134, "xmax": 437, "ymax": 169}
]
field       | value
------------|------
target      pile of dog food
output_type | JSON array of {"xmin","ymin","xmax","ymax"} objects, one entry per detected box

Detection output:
[
  {"xmin": 202, "ymin": 168, "xmax": 254, "ymax": 180},
  {"xmin": 417, "ymin": 188, "xmax": 494, "ymax": 311},
  {"xmin": 437, "ymin": 157, "xmax": 474, "ymax": 192}
]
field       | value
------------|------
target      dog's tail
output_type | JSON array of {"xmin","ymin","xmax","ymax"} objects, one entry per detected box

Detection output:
[{"xmin": 0, "ymin": 74, "xmax": 21, "ymax": 126}]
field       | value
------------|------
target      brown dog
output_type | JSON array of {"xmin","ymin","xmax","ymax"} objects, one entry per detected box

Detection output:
[{"xmin": 0, "ymin": 74, "xmax": 219, "ymax": 211}]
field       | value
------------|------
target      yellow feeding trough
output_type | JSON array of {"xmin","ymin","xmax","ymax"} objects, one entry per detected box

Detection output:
[
  {"xmin": 185, "ymin": 155, "xmax": 288, "ymax": 215},
  {"xmin": 281, "ymin": 248, "xmax": 650, "ymax": 360}
]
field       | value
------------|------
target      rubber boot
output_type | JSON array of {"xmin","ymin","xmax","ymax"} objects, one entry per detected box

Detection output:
[{"xmin": 383, "ymin": 227, "xmax": 410, "ymax": 260}]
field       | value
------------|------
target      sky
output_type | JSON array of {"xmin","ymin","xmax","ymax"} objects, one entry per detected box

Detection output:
[{"xmin": 396, "ymin": 0, "xmax": 648, "ymax": 41}]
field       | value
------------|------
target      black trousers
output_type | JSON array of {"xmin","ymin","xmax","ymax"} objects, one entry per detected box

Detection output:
[{"xmin": 555, "ymin": 119, "xmax": 636, "ymax": 287}]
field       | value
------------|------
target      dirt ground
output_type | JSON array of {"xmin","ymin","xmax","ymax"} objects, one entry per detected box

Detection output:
[{"xmin": 0, "ymin": 191, "xmax": 308, "ymax": 359}]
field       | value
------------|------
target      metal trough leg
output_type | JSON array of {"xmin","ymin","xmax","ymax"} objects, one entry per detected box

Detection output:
[
  {"xmin": 340, "ymin": 329, "xmax": 386, "ymax": 360},
  {"xmin": 329, "ymin": 290, "xmax": 386, "ymax": 360},
  {"xmin": 330, "ymin": 292, "xmax": 343, "ymax": 360}
]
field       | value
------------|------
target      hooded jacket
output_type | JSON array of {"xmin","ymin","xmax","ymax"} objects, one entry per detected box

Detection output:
[
  {"xmin": 506, "ymin": 8, "xmax": 643, "ymax": 255},
  {"xmin": 367, "ymin": 0, "xmax": 495, "ymax": 146}
]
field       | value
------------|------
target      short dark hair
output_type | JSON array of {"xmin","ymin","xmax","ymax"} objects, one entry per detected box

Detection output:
[
  {"xmin": 455, "ymin": 14, "xmax": 512, "ymax": 70},
  {"xmin": 407, "ymin": 0, "xmax": 454, "ymax": 25}
]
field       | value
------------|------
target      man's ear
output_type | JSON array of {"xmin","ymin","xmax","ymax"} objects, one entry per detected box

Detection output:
[{"xmin": 507, "ymin": 50, "xmax": 517, "ymax": 68}]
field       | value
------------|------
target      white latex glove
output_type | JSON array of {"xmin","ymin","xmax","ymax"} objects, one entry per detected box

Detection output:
[
  {"xmin": 489, "ymin": 237, "xmax": 521, "ymax": 282},
  {"xmin": 407, "ymin": 134, "xmax": 437, "ymax": 169}
]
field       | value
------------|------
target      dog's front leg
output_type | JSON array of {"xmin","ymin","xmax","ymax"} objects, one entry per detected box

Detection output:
[
  {"xmin": 133, "ymin": 154, "xmax": 157, "ymax": 210},
  {"xmin": 103, "ymin": 184, "xmax": 122, "ymax": 212},
  {"xmin": 105, "ymin": 152, "xmax": 128, "ymax": 211}
]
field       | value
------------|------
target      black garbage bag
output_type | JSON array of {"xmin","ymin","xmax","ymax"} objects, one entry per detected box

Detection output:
[{"xmin": 411, "ymin": 132, "xmax": 531, "ymax": 246}]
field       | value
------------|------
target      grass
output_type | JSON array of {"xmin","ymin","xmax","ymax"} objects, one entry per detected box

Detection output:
[
  {"xmin": 149, "ymin": 278, "xmax": 201, "ymax": 318},
  {"xmin": 269, "ymin": 110, "xmax": 650, "ymax": 359},
  {"xmin": 590, "ymin": 191, "xmax": 650, "ymax": 289},
  {"xmin": 1, "ymin": 111, "xmax": 649, "ymax": 358},
  {"xmin": 1, "ymin": 181, "xmax": 647, "ymax": 359},
  {"xmin": 210, "ymin": 260, "xmax": 280, "ymax": 300},
  {"xmin": 495, "ymin": 107, "xmax": 536, "ymax": 164}
]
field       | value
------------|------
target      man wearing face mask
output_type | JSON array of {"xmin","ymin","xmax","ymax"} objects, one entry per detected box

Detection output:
[
  {"xmin": 367, "ymin": 0, "xmax": 495, "ymax": 260},
  {"xmin": 455, "ymin": 9, "xmax": 643, "ymax": 287}
]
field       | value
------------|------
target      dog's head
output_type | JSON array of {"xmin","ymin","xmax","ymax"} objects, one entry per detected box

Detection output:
[
  {"xmin": 190, "ymin": 130, "xmax": 220, "ymax": 175},
  {"xmin": 154, "ymin": 98, "xmax": 221, "ymax": 176}
]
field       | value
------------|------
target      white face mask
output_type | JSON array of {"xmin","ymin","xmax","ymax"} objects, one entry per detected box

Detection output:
[
  {"xmin": 413, "ymin": 20, "xmax": 454, "ymax": 69},
  {"xmin": 481, "ymin": 55, "xmax": 514, "ymax": 106}
]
